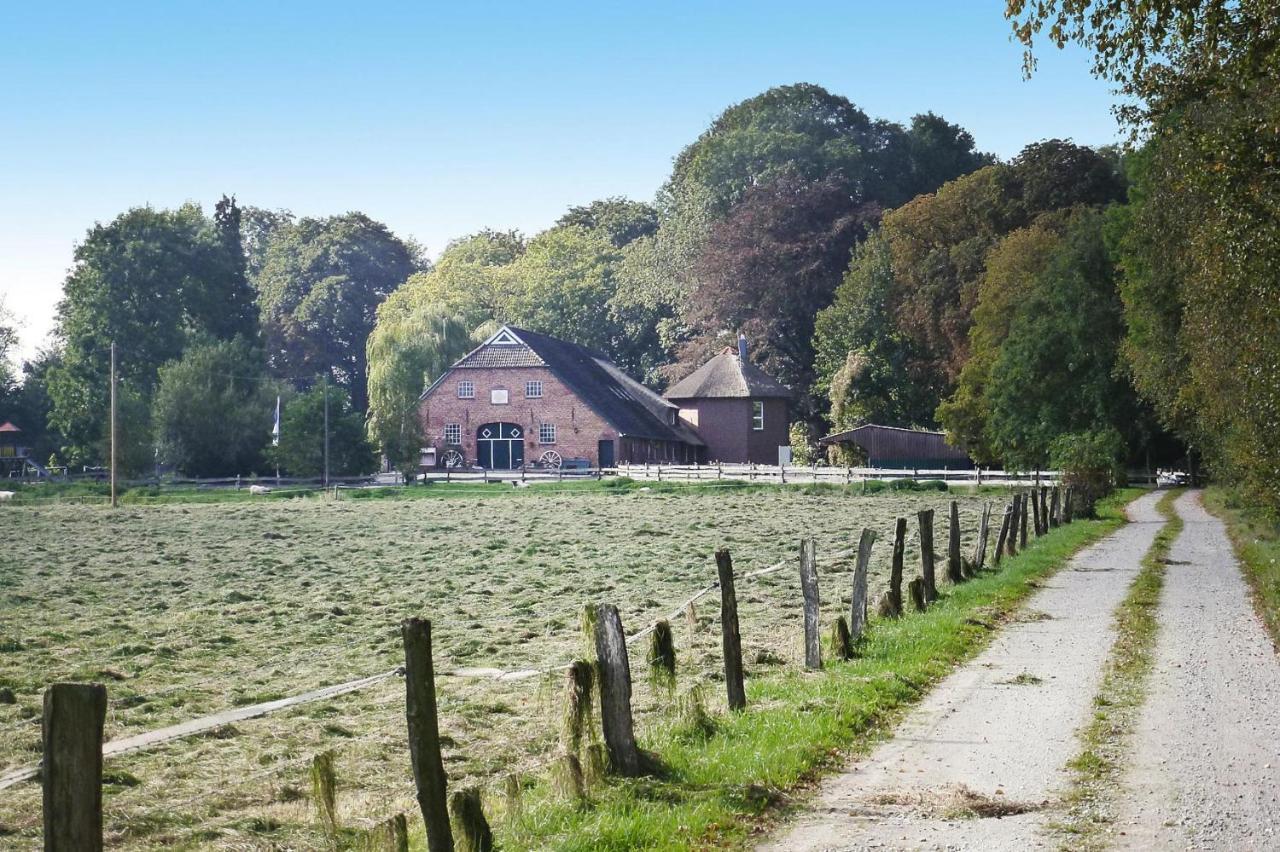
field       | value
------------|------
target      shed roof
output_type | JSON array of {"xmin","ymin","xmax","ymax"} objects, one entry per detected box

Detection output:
[
  {"xmin": 0, "ymin": 421, "xmax": 20, "ymax": 433},
  {"xmin": 820, "ymin": 423, "xmax": 970, "ymax": 463},
  {"xmin": 662, "ymin": 350, "xmax": 792, "ymax": 400}
]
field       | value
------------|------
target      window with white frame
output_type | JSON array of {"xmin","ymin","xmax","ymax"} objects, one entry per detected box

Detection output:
[
  {"xmin": 525, "ymin": 380, "xmax": 543, "ymax": 399},
  {"xmin": 457, "ymin": 380, "xmax": 475, "ymax": 399},
  {"xmin": 444, "ymin": 423, "xmax": 461, "ymax": 445},
  {"xmin": 491, "ymin": 388, "xmax": 509, "ymax": 404},
  {"xmin": 538, "ymin": 423, "xmax": 556, "ymax": 444},
  {"xmin": 751, "ymin": 400, "xmax": 764, "ymax": 431}
]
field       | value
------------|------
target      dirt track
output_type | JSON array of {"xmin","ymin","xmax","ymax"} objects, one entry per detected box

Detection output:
[
  {"xmin": 1114, "ymin": 491, "xmax": 1280, "ymax": 849},
  {"xmin": 760, "ymin": 491, "xmax": 1166, "ymax": 851}
]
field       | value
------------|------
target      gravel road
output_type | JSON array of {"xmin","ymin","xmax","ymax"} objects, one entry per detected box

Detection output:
[
  {"xmin": 759, "ymin": 490, "xmax": 1166, "ymax": 851},
  {"xmin": 1114, "ymin": 490, "xmax": 1280, "ymax": 849}
]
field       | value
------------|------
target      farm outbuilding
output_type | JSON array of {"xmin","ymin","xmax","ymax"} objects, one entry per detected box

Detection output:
[
  {"xmin": 820, "ymin": 423, "xmax": 973, "ymax": 469},
  {"xmin": 663, "ymin": 336, "xmax": 792, "ymax": 465}
]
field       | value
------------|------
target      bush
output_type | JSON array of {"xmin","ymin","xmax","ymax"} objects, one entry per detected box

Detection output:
[{"xmin": 1051, "ymin": 429, "xmax": 1124, "ymax": 517}]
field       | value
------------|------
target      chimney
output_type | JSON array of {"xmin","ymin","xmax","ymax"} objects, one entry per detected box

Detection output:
[{"xmin": 737, "ymin": 333, "xmax": 748, "ymax": 361}]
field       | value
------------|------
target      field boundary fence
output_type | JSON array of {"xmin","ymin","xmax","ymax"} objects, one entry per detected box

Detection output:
[{"xmin": 6, "ymin": 481, "xmax": 1087, "ymax": 848}]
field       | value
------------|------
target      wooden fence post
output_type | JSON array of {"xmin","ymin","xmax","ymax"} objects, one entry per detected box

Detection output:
[
  {"xmin": 973, "ymin": 502, "xmax": 991, "ymax": 572},
  {"xmin": 1040, "ymin": 487, "xmax": 1050, "ymax": 533},
  {"xmin": 849, "ymin": 528, "xmax": 876, "ymax": 643},
  {"xmin": 449, "ymin": 787, "xmax": 493, "ymax": 852},
  {"xmin": 1006, "ymin": 495, "xmax": 1020, "ymax": 557},
  {"xmin": 799, "ymin": 539, "xmax": 821, "ymax": 670},
  {"xmin": 43, "ymin": 682, "xmax": 107, "ymax": 852},
  {"xmin": 1064, "ymin": 486, "xmax": 1075, "ymax": 524},
  {"xmin": 947, "ymin": 501, "xmax": 963, "ymax": 583},
  {"xmin": 1019, "ymin": 491, "xmax": 1030, "ymax": 548},
  {"xmin": 1031, "ymin": 488, "xmax": 1043, "ymax": 536},
  {"xmin": 889, "ymin": 517, "xmax": 907, "ymax": 615},
  {"xmin": 402, "ymin": 618, "xmax": 454, "ymax": 852},
  {"xmin": 994, "ymin": 503, "xmax": 1011, "ymax": 566},
  {"xmin": 917, "ymin": 509, "xmax": 938, "ymax": 603},
  {"xmin": 1050, "ymin": 487, "xmax": 1061, "ymax": 528},
  {"xmin": 593, "ymin": 604, "xmax": 642, "ymax": 776},
  {"xmin": 715, "ymin": 549, "xmax": 746, "ymax": 712}
]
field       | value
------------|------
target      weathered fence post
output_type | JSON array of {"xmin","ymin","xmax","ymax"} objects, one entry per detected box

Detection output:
[
  {"xmin": 402, "ymin": 618, "xmax": 454, "ymax": 852},
  {"xmin": 907, "ymin": 577, "xmax": 927, "ymax": 612},
  {"xmin": 947, "ymin": 501, "xmax": 963, "ymax": 583},
  {"xmin": 43, "ymin": 682, "xmax": 107, "ymax": 852},
  {"xmin": 1019, "ymin": 491, "xmax": 1030, "ymax": 549},
  {"xmin": 1064, "ymin": 486, "xmax": 1075, "ymax": 524},
  {"xmin": 994, "ymin": 503, "xmax": 1011, "ymax": 566},
  {"xmin": 917, "ymin": 509, "xmax": 938, "ymax": 603},
  {"xmin": 593, "ymin": 604, "xmax": 642, "ymax": 776},
  {"xmin": 799, "ymin": 538, "xmax": 821, "ymax": 670},
  {"xmin": 449, "ymin": 787, "xmax": 494, "ymax": 852},
  {"xmin": 889, "ymin": 517, "xmax": 907, "ymax": 615},
  {"xmin": 715, "ymin": 549, "xmax": 747, "ymax": 711},
  {"xmin": 1005, "ymin": 495, "xmax": 1020, "ymax": 557},
  {"xmin": 1040, "ymin": 487, "xmax": 1050, "ymax": 533},
  {"xmin": 1031, "ymin": 488, "xmax": 1044, "ymax": 536},
  {"xmin": 973, "ymin": 502, "xmax": 991, "ymax": 572},
  {"xmin": 849, "ymin": 528, "xmax": 876, "ymax": 643},
  {"xmin": 1050, "ymin": 487, "xmax": 1061, "ymax": 528}
]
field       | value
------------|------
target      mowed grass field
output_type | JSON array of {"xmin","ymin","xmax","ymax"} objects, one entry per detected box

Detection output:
[{"xmin": 0, "ymin": 482, "xmax": 993, "ymax": 848}]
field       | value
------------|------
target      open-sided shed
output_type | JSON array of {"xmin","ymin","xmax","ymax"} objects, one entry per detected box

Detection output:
[{"xmin": 820, "ymin": 423, "xmax": 973, "ymax": 469}]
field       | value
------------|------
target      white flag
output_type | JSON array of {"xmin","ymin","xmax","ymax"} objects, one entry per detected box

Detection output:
[{"xmin": 272, "ymin": 396, "xmax": 281, "ymax": 447}]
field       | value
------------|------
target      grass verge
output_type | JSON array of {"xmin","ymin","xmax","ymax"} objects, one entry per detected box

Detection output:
[
  {"xmin": 1051, "ymin": 488, "xmax": 1181, "ymax": 848},
  {"xmin": 417, "ymin": 489, "xmax": 1143, "ymax": 851},
  {"xmin": 1203, "ymin": 486, "xmax": 1280, "ymax": 650}
]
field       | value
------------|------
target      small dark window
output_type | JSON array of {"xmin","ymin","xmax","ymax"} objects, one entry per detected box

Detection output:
[{"xmin": 751, "ymin": 401, "xmax": 764, "ymax": 431}]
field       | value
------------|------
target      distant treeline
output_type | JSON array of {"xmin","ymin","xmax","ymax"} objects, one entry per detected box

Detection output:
[{"xmin": 1, "ymin": 3, "xmax": 1275, "ymax": 510}]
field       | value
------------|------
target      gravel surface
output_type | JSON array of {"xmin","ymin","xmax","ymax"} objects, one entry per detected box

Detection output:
[
  {"xmin": 759, "ymin": 491, "xmax": 1166, "ymax": 851},
  {"xmin": 1114, "ymin": 490, "xmax": 1280, "ymax": 849}
]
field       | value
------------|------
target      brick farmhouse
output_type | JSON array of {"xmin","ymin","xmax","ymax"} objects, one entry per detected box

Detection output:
[{"xmin": 417, "ymin": 326, "xmax": 791, "ymax": 469}]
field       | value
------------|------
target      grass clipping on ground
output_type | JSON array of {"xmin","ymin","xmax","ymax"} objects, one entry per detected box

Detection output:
[
  {"xmin": 1053, "ymin": 489, "xmax": 1181, "ymax": 849},
  {"xmin": 476, "ymin": 491, "xmax": 1138, "ymax": 852}
]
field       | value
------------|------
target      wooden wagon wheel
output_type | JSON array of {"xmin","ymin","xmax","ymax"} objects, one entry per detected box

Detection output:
[
  {"xmin": 442, "ymin": 449, "xmax": 465, "ymax": 469},
  {"xmin": 538, "ymin": 450, "xmax": 563, "ymax": 469}
]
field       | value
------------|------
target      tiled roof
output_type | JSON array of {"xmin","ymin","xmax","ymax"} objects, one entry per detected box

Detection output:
[
  {"xmin": 454, "ymin": 345, "xmax": 545, "ymax": 369},
  {"xmin": 663, "ymin": 351, "xmax": 792, "ymax": 400}
]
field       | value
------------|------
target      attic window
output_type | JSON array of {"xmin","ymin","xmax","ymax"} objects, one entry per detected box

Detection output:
[
  {"xmin": 491, "ymin": 329, "xmax": 520, "ymax": 345},
  {"xmin": 457, "ymin": 380, "xmax": 475, "ymax": 399}
]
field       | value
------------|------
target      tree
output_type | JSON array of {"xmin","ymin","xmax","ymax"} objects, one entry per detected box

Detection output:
[
  {"xmin": 813, "ymin": 232, "xmax": 942, "ymax": 430},
  {"xmin": 366, "ymin": 303, "xmax": 474, "ymax": 478},
  {"xmin": 679, "ymin": 173, "xmax": 879, "ymax": 415},
  {"xmin": 8, "ymin": 349, "xmax": 67, "ymax": 467},
  {"xmin": 507, "ymin": 226, "xmax": 625, "ymax": 357},
  {"xmin": 47, "ymin": 203, "xmax": 256, "ymax": 465},
  {"xmin": 387, "ymin": 230, "xmax": 524, "ymax": 334},
  {"xmin": 254, "ymin": 213, "xmax": 424, "ymax": 411},
  {"xmin": 270, "ymin": 383, "xmax": 377, "ymax": 477},
  {"xmin": 152, "ymin": 337, "xmax": 278, "ymax": 477},
  {"xmin": 556, "ymin": 197, "xmax": 658, "ymax": 248},
  {"xmin": 901, "ymin": 112, "xmax": 997, "ymax": 201},
  {"xmin": 0, "ymin": 298, "xmax": 17, "ymax": 400},
  {"xmin": 983, "ymin": 209, "xmax": 1142, "ymax": 469}
]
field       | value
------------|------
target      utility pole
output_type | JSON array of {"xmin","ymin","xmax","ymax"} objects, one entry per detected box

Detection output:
[
  {"xmin": 323, "ymin": 373, "xmax": 330, "ymax": 488},
  {"xmin": 110, "ymin": 341, "xmax": 117, "ymax": 509}
]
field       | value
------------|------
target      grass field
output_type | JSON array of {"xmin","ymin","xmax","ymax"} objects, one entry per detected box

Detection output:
[{"xmin": 0, "ymin": 480, "xmax": 995, "ymax": 848}]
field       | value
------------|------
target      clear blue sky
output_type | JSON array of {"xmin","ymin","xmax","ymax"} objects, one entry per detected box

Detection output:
[{"xmin": 0, "ymin": 1, "xmax": 1120, "ymax": 361}]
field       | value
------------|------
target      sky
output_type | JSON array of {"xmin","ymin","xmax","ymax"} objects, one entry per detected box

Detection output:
[{"xmin": 0, "ymin": 1, "xmax": 1122, "ymax": 363}]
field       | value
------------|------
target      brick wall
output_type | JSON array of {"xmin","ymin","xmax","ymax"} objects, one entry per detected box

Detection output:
[
  {"xmin": 677, "ymin": 397, "xmax": 789, "ymax": 464},
  {"xmin": 419, "ymin": 366, "xmax": 617, "ymax": 467}
]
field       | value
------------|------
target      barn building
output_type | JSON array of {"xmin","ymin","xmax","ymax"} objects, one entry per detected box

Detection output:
[
  {"xmin": 418, "ymin": 326, "xmax": 704, "ymax": 469},
  {"xmin": 417, "ymin": 326, "xmax": 795, "ymax": 470},
  {"xmin": 819, "ymin": 423, "xmax": 973, "ymax": 469},
  {"xmin": 663, "ymin": 337, "xmax": 792, "ymax": 466}
]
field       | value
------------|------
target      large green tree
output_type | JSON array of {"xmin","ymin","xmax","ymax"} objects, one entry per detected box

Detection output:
[
  {"xmin": 270, "ymin": 383, "xmax": 377, "ymax": 478},
  {"xmin": 366, "ymin": 302, "xmax": 474, "ymax": 478},
  {"xmin": 254, "ymin": 212, "xmax": 424, "ymax": 410},
  {"xmin": 47, "ymin": 203, "xmax": 255, "ymax": 465},
  {"xmin": 152, "ymin": 337, "xmax": 278, "ymax": 477}
]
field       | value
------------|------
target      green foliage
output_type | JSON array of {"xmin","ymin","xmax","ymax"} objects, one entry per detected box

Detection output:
[
  {"xmin": 254, "ymin": 213, "xmax": 423, "ymax": 410},
  {"xmin": 555, "ymin": 197, "xmax": 658, "ymax": 248},
  {"xmin": 270, "ymin": 382, "xmax": 377, "ymax": 477},
  {"xmin": 47, "ymin": 203, "xmax": 254, "ymax": 465},
  {"xmin": 788, "ymin": 422, "xmax": 815, "ymax": 466},
  {"xmin": 153, "ymin": 337, "xmax": 278, "ymax": 477},
  {"xmin": 366, "ymin": 301, "xmax": 474, "ymax": 477},
  {"xmin": 1051, "ymin": 429, "xmax": 1126, "ymax": 517}
]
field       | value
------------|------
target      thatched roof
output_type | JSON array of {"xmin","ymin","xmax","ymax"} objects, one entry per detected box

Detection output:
[{"xmin": 663, "ymin": 351, "xmax": 791, "ymax": 400}]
